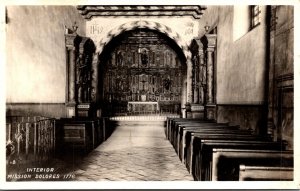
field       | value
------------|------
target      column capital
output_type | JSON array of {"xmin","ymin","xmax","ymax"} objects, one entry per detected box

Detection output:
[
  {"xmin": 207, "ymin": 47, "xmax": 215, "ymax": 52},
  {"xmin": 197, "ymin": 41, "xmax": 204, "ymax": 56},
  {"xmin": 65, "ymin": 33, "xmax": 79, "ymax": 46},
  {"xmin": 186, "ymin": 58, "xmax": 193, "ymax": 66},
  {"xmin": 198, "ymin": 48, "xmax": 204, "ymax": 56},
  {"xmin": 205, "ymin": 34, "xmax": 217, "ymax": 49}
]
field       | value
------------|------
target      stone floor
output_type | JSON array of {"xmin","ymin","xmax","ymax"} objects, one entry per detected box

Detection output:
[{"xmin": 65, "ymin": 120, "xmax": 193, "ymax": 181}]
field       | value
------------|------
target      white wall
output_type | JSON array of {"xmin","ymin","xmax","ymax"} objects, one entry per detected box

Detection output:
[
  {"xmin": 6, "ymin": 6, "xmax": 86, "ymax": 103},
  {"xmin": 233, "ymin": 5, "xmax": 250, "ymax": 41},
  {"xmin": 198, "ymin": 6, "xmax": 267, "ymax": 104}
]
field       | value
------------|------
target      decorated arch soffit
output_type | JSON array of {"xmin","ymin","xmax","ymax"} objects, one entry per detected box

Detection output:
[
  {"xmin": 97, "ymin": 20, "xmax": 191, "ymax": 61},
  {"xmin": 77, "ymin": 6, "xmax": 207, "ymax": 63}
]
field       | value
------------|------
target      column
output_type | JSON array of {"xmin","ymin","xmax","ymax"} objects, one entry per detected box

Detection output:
[
  {"xmin": 199, "ymin": 45, "xmax": 205, "ymax": 105},
  {"xmin": 186, "ymin": 58, "xmax": 193, "ymax": 118},
  {"xmin": 181, "ymin": 78, "xmax": 187, "ymax": 118},
  {"xmin": 206, "ymin": 48, "xmax": 214, "ymax": 104},
  {"xmin": 65, "ymin": 33, "xmax": 78, "ymax": 118},
  {"xmin": 205, "ymin": 34, "xmax": 217, "ymax": 105},
  {"xmin": 186, "ymin": 58, "xmax": 193, "ymax": 104},
  {"xmin": 193, "ymin": 54, "xmax": 199, "ymax": 104},
  {"xmin": 68, "ymin": 47, "xmax": 76, "ymax": 103},
  {"xmin": 204, "ymin": 34, "xmax": 217, "ymax": 120},
  {"xmin": 91, "ymin": 54, "xmax": 98, "ymax": 102}
]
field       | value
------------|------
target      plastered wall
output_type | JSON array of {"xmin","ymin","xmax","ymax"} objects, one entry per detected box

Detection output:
[
  {"xmin": 198, "ymin": 6, "xmax": 267, "ymax": 105},
  {"xmin": 196, "ymin": 6, "xmax": 269, "ymax": 132},
  {"xmin": 6, "ymin": 6, "xmax": 86, "ymax": 103}
]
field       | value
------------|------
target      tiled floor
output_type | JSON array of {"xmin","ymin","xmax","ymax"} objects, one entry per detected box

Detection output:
[{"xmin": 67, "ymin": 120, "xmax": 193, "ymax": 181}]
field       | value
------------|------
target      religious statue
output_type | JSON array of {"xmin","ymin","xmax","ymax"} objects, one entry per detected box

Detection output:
[
  {"xmin": 116, "ymin": 51, "xmax": 124, "ymax": 66},
  {"xmin": 76, "ymin": 54, "xmax": 92, "ymax": 102},
  {"xmin": 141, "ymin": 49, "xmax": 148, "ymax": 65},
  {"xmin": 163, "ymin": 78, "xmax": 171, "ymax": 90}
]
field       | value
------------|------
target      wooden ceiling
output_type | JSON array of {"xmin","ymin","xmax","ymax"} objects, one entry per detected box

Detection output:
[{"xmin": 77, "ymin": 5, "xmax": 206, "ymax": 20}]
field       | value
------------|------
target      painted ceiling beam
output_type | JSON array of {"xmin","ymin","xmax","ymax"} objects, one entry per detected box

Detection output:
[{"xmin": 77, "ymin": 5, "xmax": 206, "ymax": 20}]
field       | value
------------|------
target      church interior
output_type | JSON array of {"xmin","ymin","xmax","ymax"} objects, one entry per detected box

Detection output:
[{"xmin": 4, "ymin": 5, "xmax": 296, "ymax": 183}]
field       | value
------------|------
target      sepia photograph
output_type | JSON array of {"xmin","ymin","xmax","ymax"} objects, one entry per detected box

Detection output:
[{"xmin": 1, "ymin": 0, "xmax": 299, "ymax": 189}]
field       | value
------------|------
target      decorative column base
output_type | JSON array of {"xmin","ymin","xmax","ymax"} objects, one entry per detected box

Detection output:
[
  {"xmin": 191, "ymin": 104, "xmax": 205, "ymax": 119},
  {"xmin": 185, "ymin": 103, "xmax": 193, "ymax": 119},
  {"xmin": 181, "ymin": 107, "xmax": 187, "ymax": 118},
  {"xmin": 77, "ymin": 103, "xmax": 93, "ymax": 118},
  {"xmin": 66, "ymin": 102, "xmax": 76, "ymax": 118},
  {"xmin": 205, "ymin": 104, "xmax": 216, "ymax": 120}
]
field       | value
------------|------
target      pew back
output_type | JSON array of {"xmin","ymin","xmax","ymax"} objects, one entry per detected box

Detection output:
[
  {"xmin": 239, "ymin": 165, "xmax": 293, "ymax": 181},
  {"xmin": 210, "ymin": 149, "xmax": 293, "ymax": 181},
  {"xmin": 187, "ymin": 133, "xmax": 271, "ymax": 175}
]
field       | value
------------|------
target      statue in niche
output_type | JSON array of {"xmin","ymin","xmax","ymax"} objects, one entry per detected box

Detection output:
[
  {"xmin": 76, "ymin": 55, "xmax": 83, "ymax": 102},
  {"xmin": 76, "ymin": 54, "xmax": 83, "ymax": 84},
  {"xmin": 116, "ymin": 77, "xmax": 124, "ymax": 91},
  {"xmin": 91, "ymin": 88, "xmax": 96, "ymax": 100},
  {"xmin": 141, "ymin": 49, "xmax": 148, "ymax": 66},
  {"xmin": 163, "ymin": 78, "xmax": 171, "ymax": 91},
  {"xmin": 77, "ymin": 54, "xmax": 91, "ymax": 102},
  {"xmin": 116, "ymin": 51, "xmax": 124, "ymax": 66}
]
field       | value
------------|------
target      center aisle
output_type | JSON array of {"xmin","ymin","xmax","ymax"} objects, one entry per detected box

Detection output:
[{"xmin": 74, "ymin": 120, "xmax": 194, "ymax": 181}]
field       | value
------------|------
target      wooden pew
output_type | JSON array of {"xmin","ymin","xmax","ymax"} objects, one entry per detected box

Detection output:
[
  {"xmin": 178, "ymin": 125, "xmax": 241, "ymax": 158},
  {"xmin": 239, "ymin": 164, "xmax": 293, "ymax": 181},
  {"xmin": 177, "ymin": 125, "xmax": 242, "ymax": 158},
  {"xmin": 173, "ymin": 122, "xmax": 230, "ymax": 149},
  {"xmin": 6, "ymin": 118, "xmax": 56, "ymax": 165},
  {"xmin": 170, "ymin": 122, "xmax": 227, "ymax": 148},
  {"xmin": 168, "ymin": 120, "xmax": 242, "ymax": 160},
  {"xmin": 170, "ymin": 122, "xmax": 217, "ymax": 148},
  {"xmin": 188, "ymin": 132, "xmax": 271, "ymax": 176},
  {"xmin": 168, "ymin": 118, "xmax": 214, "ymax": 130},
  {"xmin": 57, "ymin": 118, "xmax": 98, "ymax": 153},
  {"xmin": 168, "ymin": 119, "xmax": 214, "ymax": 142},
  {"xmin": 185, "ymin": 130, "xmax": 259, "ymax": 173},
  {"xmin": 166, "ymin": 117, "xmax": 180, "ymax": 131},
  {"xmin": 168, "ymin": 120, "xmax": 205, "ymax": 146},
  {"xmin": 167, "ymin": 118, "xmax": 214, "ymax": 140},
  {"xmin": 197, "ymin": 142, "xmax": 288, "ymax": 181}
]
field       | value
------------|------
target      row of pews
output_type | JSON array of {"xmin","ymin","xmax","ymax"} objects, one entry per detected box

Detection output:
[
  {"xmin": 6, "ymin": 116, "xmax": 56, "ymax": 165},
  {"xmin": 56, "ymin": 117, "xmax": 115, "ymax": 154},
  {"xmin": 6, "ymin": 116, "xmax": 115, "ymax": 165},
  {"xmin": 166, "ymin": 118, "xmax": 294, "ymax": 181}
]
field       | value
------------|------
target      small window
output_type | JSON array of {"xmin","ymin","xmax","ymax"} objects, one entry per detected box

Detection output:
[{"xmin": 250, "ymin": 5, "xmax": 261, "ymax": 28}]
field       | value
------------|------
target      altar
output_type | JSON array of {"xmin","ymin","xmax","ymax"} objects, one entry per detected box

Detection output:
[{"xmin": 127, "ymin": 101, "xmax": 159, "ymax": 114}]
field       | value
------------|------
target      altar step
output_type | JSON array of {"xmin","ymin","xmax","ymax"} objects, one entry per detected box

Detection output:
[{"xmin": 109, "ymin": 115, "xmax": 180, "ymax": 121}]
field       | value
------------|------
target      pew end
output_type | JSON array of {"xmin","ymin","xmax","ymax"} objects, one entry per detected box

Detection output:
[
  {"xmin": 211, "ymin": 149, "xmax": 293, "ymax": 181},
  {"xmin": 239, "ymin": 165, "xmax": 293, "ymax": 181}
]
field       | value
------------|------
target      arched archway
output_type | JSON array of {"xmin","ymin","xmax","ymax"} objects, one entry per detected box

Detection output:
[
  {"xmin": 96, "ymin": 27, "xmax": 188, "ymax": 117},
  {"xmin": 96, "ymin": 20, "xmax": 191, "ymax": 60}
]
